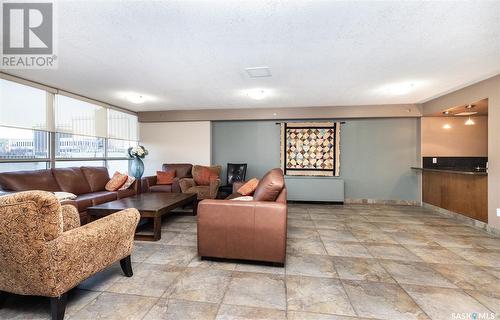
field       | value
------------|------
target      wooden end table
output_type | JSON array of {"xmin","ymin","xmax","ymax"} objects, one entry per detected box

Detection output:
[{"xmin": 87, "ymin": 192, "xmax": 198, "ymax": 241}]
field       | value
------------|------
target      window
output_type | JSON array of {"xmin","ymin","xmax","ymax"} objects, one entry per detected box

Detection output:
[
  {"xmin": 55, "ymin": 133, "xmax": 105, "ymax": 159},
  {"xmin": 0, "ymin": 78, "xmax": 138, "ymax": 174}
]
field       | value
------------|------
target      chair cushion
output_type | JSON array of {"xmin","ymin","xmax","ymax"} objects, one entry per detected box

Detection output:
[
  {"xmin": 237, "ymin": 178, "xmax": 259, "ymax": 196},
  {"xmin": 253, "ymin": 168, "xmax": 285, "ymax": 202},
  {"xmin": 52, "ymin": 167, "xmax": 92, "ymax": 195},
  {"xmin": 193, "ymin": 165, "xmax": 221, "ymax": 186},
  {"xmin": 81, "ymin": 167, "xmax": 110, "ymax": 192},
  {"xmin": 186, "ymin": 186, "xmax": 211, "ymax": 199},
  {"xmin": 150, "ymin": 184, "xmax": 173, "ymax": 193},
  {"xmin": 105, "ymin": 172, "xmax": 128, "ymax": 191},
  {"xmin": 157, "ymin": 170, "xmax": 175, "ymax": 185},
  {"xmin": 162, "ymin": 163, "xmax": 193, "ymax": 179},
  {"xmin": 0, "ymin": 169, "xmax": 60, "ymax": 192}
]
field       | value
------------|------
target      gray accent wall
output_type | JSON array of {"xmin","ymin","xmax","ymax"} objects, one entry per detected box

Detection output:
[{"xmin": 212, "ymin": 118, "xmax": 420, "ymax": 202}]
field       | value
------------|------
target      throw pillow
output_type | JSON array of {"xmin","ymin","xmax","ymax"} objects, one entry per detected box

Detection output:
[
  {"xmin": 237, "ymin": 178, "xmax": 259, "ymax": 196},
  {"xmin": 193, "ymin": 166, "xmax": 219, "ymax": 186},
  {"xmin": 119, "ymin": 175, "xmax": 136, "ymax": 190},
  {"xmin": 157, "ymin": 170, "xmax": 176, "ymax": 185},
  {"xmin": 105, "ymin": 172, "xmax": 128, "ymax": 191},
  {"xmin": 53, "ymin": 191, "xmax": 77, "ymax": 201},
  {"xmin": 229, "ymin": 196, "xmax": 254, "ymax": 201}
]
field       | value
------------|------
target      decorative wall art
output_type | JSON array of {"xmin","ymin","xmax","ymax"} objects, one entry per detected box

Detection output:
[{"xmin": 280, "ymin": 121, "xmax": 340, "ymax": 176}]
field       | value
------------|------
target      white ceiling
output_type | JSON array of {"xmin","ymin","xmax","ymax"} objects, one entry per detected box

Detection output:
[{"xmin": 5, "ymin": 1, "xmax": 500, "ymax": 112}]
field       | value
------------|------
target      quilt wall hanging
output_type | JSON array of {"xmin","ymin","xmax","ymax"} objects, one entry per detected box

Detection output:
[{"xmin": 280, "ymin": 121, "xmax": 341, "ymax": 177}]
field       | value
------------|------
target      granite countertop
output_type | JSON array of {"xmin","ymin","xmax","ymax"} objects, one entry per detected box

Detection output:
[{"xmin": 411, "ymin": 167, "xmax": 488, "ymax": 176}]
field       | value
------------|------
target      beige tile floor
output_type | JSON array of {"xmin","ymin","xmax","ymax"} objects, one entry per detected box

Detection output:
[{"xmin": 1, "ymin": 204, "xmax": 500, "ymax": 320}]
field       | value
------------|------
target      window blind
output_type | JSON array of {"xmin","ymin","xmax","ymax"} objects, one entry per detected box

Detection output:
[
  {"xmin": 108, "ymin": 109, "xmax": 138, "ymax": 141},
  {"xmin": 0, "ymin": 79, "xmax": 48, "ymax": 131},
  {"xmin": 55, "ymin": 94, "xmax": 107, "ymax": 138}
]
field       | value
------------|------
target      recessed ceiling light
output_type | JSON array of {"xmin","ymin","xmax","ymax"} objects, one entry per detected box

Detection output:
[
  {"xmin": 245, "ymin": 67, "xmax": 271, "ymax": 78},
  {"xmin": 242, "ymin": 88, "xmax": 272, "ymax": 100},
  {"xmin": 443, "ymin": 111, "xmax": 451, "ymax": 115},
  {"xmin": 465, "ymin": 104, "xmax": 474, "ymax": 109},
  {"xmin": 443, "ymin": 123, "xmax": 452, "ymax": 129},
  {"xmin": 125, "ymin": 93, "xmax": 146, "ymax": 104}
]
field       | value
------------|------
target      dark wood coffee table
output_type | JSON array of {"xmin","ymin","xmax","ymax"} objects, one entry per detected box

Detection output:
[{"xmin": 87, "ymin": 192, "xmax": 198, "ymax": 241}]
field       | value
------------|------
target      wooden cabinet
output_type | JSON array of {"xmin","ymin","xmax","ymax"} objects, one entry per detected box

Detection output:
[{"xmin": 422, "ymin": 171, "xmax": 488, "ymax": 222}]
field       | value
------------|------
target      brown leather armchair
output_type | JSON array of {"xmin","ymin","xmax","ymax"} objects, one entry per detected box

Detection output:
[
  {"xmin": 0, "ymin": 191, "xmax": 140, "ymax": 320},
  {"xmin": 197, "ymin": 168, "xmax": 287, "ymax": 265},
  {"xmin": 142, "ymin": 163, "xmax": 193, "ymax": 193},
  {"xmin": 179, "ymin": 165, "xmax": 222, "ymax": 200}
]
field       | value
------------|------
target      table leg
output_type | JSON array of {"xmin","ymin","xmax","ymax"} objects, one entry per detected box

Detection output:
[
  {"xmin": 153, "ymin": 215, "xmax": 161, "ymax": 241},
  {"xmin": 192, "ymin": 198, "xmax": 199, "ymax": 216}
]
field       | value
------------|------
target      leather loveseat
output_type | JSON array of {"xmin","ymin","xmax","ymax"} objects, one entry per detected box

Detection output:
[
  {"xmin": 197, "ymin": 168, "xmax": 288, "ymax": 265},
  {"xmin": 0, "ymin": 167, "xmax": 137, "ymax": 224},
  {"xmin": 142, "ymin": 163, "xmax": 193, "ymax": 193}
]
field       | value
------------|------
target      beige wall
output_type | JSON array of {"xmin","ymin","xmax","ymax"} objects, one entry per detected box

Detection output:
[
  {"xmin": 139, "ymin": 121, "xmax": 211, "ymax": 176},
  {"xmin": 421, "ymin": 116, "xmax": 488, "ymax": 157},
  {"xmin": 139, "ymin": 104, "xmax": 422, "ymax": 122},
  {"xmin": 423, "ymin": 74, "xmax": 500, "ymax": 229}
]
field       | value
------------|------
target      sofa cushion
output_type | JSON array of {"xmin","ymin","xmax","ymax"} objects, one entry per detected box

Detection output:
[
  {"xmin": 150, "ymin": 184, "xmax": 172, "ymax": 193},
  {"xmin": 81, "ymin": 167, "xmax": 110, "ymax": 192},
  {"xmin": 157, "ymin": 170, "xmax": 175, "ymax": 185},
  {"xmin": 105, "ymin": 172, "xmax": 128, "ymax": 191},
  {"xmin": 0, "ymin": 169, "xmax": 60, "ymax": 192},
  {"xmin": 162, "ymin": 163, "xmax": 193, "ymax": 179},
  {"xmin": 52, "ymin": 167, "xmax": 92, "ymax": 195},
  {"xmin": 77, "ymin": 191, "xmax": 118, "ymax": 207},
  {"xmin": 253, "ymin": 168, "xmax": 285, "ymax": 202},
  {"xmin": 237, "ymin": 178, "xmax": 259, "ymax": 196},
  {"xmin": 75, "ymin": 197, "xmax": 93, "ymax": 212}
]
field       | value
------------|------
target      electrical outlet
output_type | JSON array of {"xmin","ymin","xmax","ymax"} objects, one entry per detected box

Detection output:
[
  {"xmin": 497, "ymin": 208, "xmax": 500, "ymax": 217},
  {"xmin": 432, "ymin": 158, "xmax": 437, "ymax": 164}
]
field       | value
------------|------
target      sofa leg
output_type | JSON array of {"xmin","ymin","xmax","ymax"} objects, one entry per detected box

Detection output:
[
  {"xmin": 0, "ymin": 290, "xmax": 7, "ymax": 309},
  {"xmin": 50, "ymin": 293, "xmax": 67, "ymax": 320},
  {"xmin": 120, "ymin": 255, "xmax": 133, "ymax": 277}
]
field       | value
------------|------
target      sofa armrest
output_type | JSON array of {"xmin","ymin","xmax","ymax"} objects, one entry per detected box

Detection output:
[
  {"xmin": 179, "ymin": 178, "xmax": 195, "ymax": 193},
  {"xmin": 172, "ymin": 177, "xmax": 181, "ymax": 193},
  {"xmin": 61, "ymin": 205, "xmax": 80, "ymax": 232},
  {"xmin": 141, "ymin": 176, "xmax": 157, "ymax": 192},
  {"xmin": 209, "ymin": 178, "xmax": 221, "ymax": 199},
  {"xmin": 197, "ymin": 200, "xmax": 287, "ymax": 263},
  {"xmin": 47, "ymin": 208, "xmax": 140, "ymax": 296}
]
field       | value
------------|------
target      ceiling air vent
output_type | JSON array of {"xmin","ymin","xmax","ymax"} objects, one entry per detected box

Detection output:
[{"xmin": 245, "ymin": 67, "xmax": 271, "ymax": 78}]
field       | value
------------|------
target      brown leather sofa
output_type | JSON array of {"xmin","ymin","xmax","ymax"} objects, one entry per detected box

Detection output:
[
  {"xmin": 0, "ymin": 167, "xmax": 137, "ymax": 224},
  {"xmin": 197, "ymin": 168, "xmax": 288, "ymax": 265},
  {"xmin": 142, "ymin": 163, "xmax": 193, "ymax": 193}
]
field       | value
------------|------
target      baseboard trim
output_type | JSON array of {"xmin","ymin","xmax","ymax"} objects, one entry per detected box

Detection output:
[
  {"xmin": 287, "ymin": 200, "xmax": 344, "ymax": 205},
  {"xmin": 423, "ymin": 202, "xmax": 500, "ymax": 237},
  {"xmin": 345, "ymin": 198, "xmax": 420, "ymax": 206}
]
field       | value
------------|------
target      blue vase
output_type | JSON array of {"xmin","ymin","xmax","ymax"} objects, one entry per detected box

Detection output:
[{"xmin": 130, "ymin": 157, "xmax": 145, "ymax": 179}]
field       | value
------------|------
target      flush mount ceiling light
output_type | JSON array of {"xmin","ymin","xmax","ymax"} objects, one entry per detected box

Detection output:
[
  {"xmin": 465, "ymin": 117, "xmax": 475, "ymax": 126},
  {"xmin": 125, "ymin": 93, "xmax": 147, "ymax": 104},
  {"xmin": 376, "ymin": 81, "xmax": 426, "ymax": 96},
  {"xmin": 245, "ymin": 67, "xmax": 271, "ymax": 78},
  {"xmin": 242, "ymin": 88, "xmax": 273, "ymax": 100}
]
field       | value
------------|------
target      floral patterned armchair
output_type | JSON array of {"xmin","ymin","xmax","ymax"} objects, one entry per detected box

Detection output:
[{"xmin": 0, "ymin": 191, "xmax": 140, "ymax": 320}]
